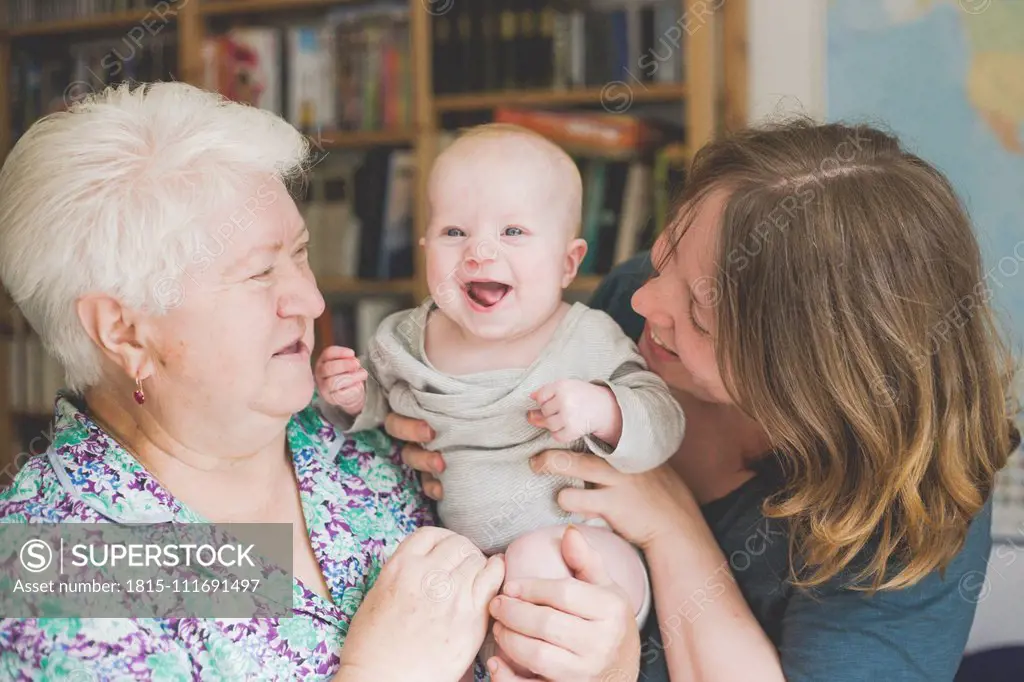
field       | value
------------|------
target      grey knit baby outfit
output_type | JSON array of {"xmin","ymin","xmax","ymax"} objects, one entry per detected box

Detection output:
[{"xmin": 318, "ymin": 297, "xmax": 686, "ymax": 555}]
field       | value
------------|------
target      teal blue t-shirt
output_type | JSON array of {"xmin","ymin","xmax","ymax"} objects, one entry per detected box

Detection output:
[{"xmin": 589, "ymin": 253, "xmax": 995, "ymax": 682}]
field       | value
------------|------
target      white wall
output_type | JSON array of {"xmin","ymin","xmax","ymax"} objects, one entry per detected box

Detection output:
[
  {"xmin": 744, "ymin": 0, "xmax": 1024, "ymax": 654},
  {"xmin": 968, "ymin": 538, "xmax": 1024, "ymax": 652},
  {"xmin": 747, "ymin": 0, "xmax": 826, "ymax": 123}
]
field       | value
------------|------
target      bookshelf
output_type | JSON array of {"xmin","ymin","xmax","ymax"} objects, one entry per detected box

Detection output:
[{"xmin": 0, "ymin": 0, "xmax": 747, "ymax": 473}]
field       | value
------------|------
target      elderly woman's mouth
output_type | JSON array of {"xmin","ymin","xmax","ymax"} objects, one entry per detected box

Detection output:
[{"xmin": 273, "ymin": 340, "xmax": 307, "ymax": 357}]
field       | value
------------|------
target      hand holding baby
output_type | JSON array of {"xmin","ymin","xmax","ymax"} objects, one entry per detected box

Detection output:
[
  {"xmin": 315, "ymin": 346, "xmax": 368, "ymax": 415},
  {"xmin": 528, "ymin": 380, "xmax": 624, "ymax": 445}
]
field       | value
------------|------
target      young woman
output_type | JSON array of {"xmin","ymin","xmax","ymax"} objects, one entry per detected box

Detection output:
[{"xmin": 393, "ymin": 119, "xmax": 1021, "ymax": 681}]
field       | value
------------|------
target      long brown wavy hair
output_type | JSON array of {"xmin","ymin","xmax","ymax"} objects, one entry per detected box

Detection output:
[{"xmin": 663, "ymin": 118, "xmax": 1020, "ymax": 591}]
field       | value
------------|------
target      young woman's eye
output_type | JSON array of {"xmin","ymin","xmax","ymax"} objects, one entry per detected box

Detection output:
[
  {"xmin": 444, "ymin": 227, "xmax": 465, "ymax": 237},
  {"xmin": 503, "ymin": 225, "xmax": 524, "ymax": 237},
  {"xmin": 689, "ymin": 301, "xmax": 710, "ymax": 336}
]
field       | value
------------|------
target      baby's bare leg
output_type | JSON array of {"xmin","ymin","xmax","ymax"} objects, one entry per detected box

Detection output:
[{"xmin": 485, "ymin": 524, "xmax": 649, "ymax": 675}]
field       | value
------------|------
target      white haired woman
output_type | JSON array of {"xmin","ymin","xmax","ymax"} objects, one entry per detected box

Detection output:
[{"xmin": 0, "ymin": 82, "xmax": 639, "ymax": 681}]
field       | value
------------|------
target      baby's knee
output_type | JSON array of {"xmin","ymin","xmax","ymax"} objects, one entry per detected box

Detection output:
[
  {"xmin": 505, "ymin": 525, "xmax": 650, "ymax": 624},
  {"xmin": 503, "ymin": 526, "xmax": 573, "ymax": 583}
]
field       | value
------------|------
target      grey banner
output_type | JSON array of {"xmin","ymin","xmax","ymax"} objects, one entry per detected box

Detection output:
[{"xmin": 0, "ymin": 523, "xmax": 293, "ymax": 618}]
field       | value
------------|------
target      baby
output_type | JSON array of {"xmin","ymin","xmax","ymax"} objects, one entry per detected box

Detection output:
[{"xmin": 314, "ymin": 123, "xmax": 685, "ymax": 675}]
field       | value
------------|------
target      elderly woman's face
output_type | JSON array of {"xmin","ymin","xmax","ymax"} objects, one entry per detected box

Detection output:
[
  {"xmin": 631, "ymin": 189, "xmax": 732, "ymax": 405},
  {"xmin": 150, "ymin": 177, "xmax": 324, "ymax": 419}
]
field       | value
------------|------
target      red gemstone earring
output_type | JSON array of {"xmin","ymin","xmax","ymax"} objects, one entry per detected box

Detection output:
[{"xmin": 133, "ymin": 377, "xmax": 145, "ymax": 405}]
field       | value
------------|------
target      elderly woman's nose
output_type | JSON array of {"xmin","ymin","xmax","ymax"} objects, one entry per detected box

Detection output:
[{"xmin": 278, "ymin": 267, "xmax": 325, "ymax": 319}]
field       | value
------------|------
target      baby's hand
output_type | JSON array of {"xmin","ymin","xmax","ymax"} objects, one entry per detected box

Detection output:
[
  {"xmin": 315, "ymin": 346, "xmax": 368, "ymax": 416},
  {"xmin": 528, "ymin": 379, "xmax": 623, "ymax": 445}
]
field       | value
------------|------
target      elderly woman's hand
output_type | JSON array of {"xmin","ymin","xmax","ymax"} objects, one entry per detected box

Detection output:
[
  {"xmin": 384, "ymin": 412, "xmax": 446, "ymax": 501},
  {"xmin": 531, "ymin": 450, "xmax": 699, "ymax": 552},
  {"xmin": 337, "ymin": 526, "xmax": 504, "ymax": 682},
  {"xmin": 487, "ymin": 526, "xmax": 640, "ymax": 682}
]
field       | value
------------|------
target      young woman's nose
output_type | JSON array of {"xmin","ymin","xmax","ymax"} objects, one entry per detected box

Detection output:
[{"xmin": 631, "ymin": 278, "xmax": 673, "ymax": 329}]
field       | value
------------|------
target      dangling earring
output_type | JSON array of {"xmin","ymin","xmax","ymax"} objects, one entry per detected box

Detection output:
[{"xmin": 133, "ymin": 377, "xmax": 146, "ymax": 405}]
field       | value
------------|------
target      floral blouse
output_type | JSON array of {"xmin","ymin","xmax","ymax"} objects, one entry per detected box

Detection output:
[{"xmin": 0, "ymin": 393, "xmax": 483, "ymax": 681}]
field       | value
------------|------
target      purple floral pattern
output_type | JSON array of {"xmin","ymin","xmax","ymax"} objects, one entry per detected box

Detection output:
[{"xmin": 0, "ymin": 394, "xmax": 485, "ymax": 681}]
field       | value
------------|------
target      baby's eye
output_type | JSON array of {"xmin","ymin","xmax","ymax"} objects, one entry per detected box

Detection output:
[
  {"xmin": 502, "ymin": 225, "xmax": 524, "ymax": 237},
  {"xmin": 444, "ymin": 227, "xmax": 466, "ymax": 237}
]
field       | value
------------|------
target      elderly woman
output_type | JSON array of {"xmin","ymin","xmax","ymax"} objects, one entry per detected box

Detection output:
[
  {"xmin": 397, "ymin": 119, "xmax": 1022, "ymax": 681},
  {"xmin": 0, "ymin": 82, "xmax": 638, "ymax": 681}
]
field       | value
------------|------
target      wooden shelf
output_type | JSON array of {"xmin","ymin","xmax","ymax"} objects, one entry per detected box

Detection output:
[
  {"xmin": 319, "ymin": 277, "xmax": 416, "ymax": 296},
  {"xmin": 435, "ymin": 82, "xmax": 688, "ymax": 113},
  {"xmin": 201, "ymin": 0, "xmax": 350, "ymax": 17},
  {"xmin": 3, "ymin": 10, "xmax": 159, "ymax": 38},
  {"xmin": 315, "ymin": 129, "xmax": 414, "ymax": 149},
  {"xmin": 567, "ymin": 275, "xmax": 604, "ymax": 293}
]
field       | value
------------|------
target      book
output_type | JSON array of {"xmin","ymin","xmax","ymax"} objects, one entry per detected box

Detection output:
[
  {"xmin": 432, "ymin": 0, "xmax": 683, "ymax": 95},
  {"xmin": 203, "ymin": 27, "xmax": 283, "ymax": 115}
]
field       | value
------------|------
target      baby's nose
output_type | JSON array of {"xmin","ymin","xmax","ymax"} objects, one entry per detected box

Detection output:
[{"xmin": 463, "ymin": 237, "xmax": 499, "ymax": 266}]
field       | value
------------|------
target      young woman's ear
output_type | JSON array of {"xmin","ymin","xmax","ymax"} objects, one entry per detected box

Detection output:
[{"xmin": 562, "ymin": 238, "xmax": 588, "ymax": 287}]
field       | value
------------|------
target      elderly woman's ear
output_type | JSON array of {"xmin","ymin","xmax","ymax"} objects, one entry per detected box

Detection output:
[{"xmin": 75, "ymin": 292, "xmax": 154, "ymax": 384}]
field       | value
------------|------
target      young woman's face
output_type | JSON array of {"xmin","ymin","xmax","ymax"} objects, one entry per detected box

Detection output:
[{"xmin": 631, "ymin": 189, "xmax": 733, "ymax": 405}]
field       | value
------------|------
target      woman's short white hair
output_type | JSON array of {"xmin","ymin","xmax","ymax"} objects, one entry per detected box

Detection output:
[{"xmin": 0, "ymin": 81, "xmax": 311, "ymax": 392}]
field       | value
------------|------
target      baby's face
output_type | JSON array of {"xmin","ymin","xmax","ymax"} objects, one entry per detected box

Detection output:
[{"xmin": 424, "ymin": 138, "xmax": 584, "ymax": 342}]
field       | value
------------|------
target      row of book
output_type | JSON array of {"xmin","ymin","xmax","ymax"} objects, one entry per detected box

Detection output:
[
  {"xmin": 299, "ymin": 148, "xmax": 416, "ymax": 282},
  {"xmin": 0, "ymin": 0, "xmax": 171, "ymax": 26},
  {"xmin": 433, "ymin": 0, "xmax": 685, "ymax": 95},
  {"xmin": 576, "ymin": 158, "xmax": 654, "ymax": 275},
  {"xmin": 204, "ymin": 4, "xmax": 412, "ymax": 135},
  {"xmin": 8, "ymin": 34, "xmax": 178, "ymax": 141}
]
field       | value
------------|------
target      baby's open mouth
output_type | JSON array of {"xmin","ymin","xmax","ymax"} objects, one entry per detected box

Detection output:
[{"xmin": 465, "ymin": 281, "xmax": 511, "ymax": 308}]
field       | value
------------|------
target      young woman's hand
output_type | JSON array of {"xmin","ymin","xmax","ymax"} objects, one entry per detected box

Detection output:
[
  {"xmin": 487, "ymin": 526, "xmax": 640, "ymax": 682},
  {"xmin": 336, "ymin": 526, "xmax": 504, "ymax": 682},
  {"xmin": 384, "ymin": 412, "xmax": 445, "ymax": 500},
  {"xmin": 530, "ymin": 450, "xmax": 699, "ymax": 552}
]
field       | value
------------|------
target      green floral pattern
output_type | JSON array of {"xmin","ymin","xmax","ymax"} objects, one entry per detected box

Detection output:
[{"xmin": 0, "ymin": 393, "xmax": 482, "ymax": 680}]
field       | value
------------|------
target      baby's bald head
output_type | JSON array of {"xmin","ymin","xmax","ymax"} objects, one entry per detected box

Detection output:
[{"xmin": 428, "ymin": 123, "xmax": 583, "ymax": 239}]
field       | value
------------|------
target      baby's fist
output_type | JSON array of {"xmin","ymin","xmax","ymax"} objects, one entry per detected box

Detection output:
[
  {"xmin": 315, "ymin": 346, "xmax": 368, "ymax": 415},
  {"xmin": 528, "ymin": 379, "xmax": 620, "ymax": 444}
]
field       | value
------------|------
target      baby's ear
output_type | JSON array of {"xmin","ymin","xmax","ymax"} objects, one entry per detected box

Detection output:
[{"xmin": 561, "ymin": 237, "xmax": 588, "ymax": 287}]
